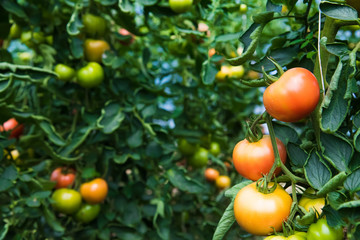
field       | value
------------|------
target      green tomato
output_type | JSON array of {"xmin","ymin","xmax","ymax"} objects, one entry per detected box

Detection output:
[
  {"xmin": 239, "ymin": 4, "xmax": 248, "ymax": 14},
  {"xmin": 20, "ymin": 31, "xmax": 45, "ymax": 48},
  {"xmin": 54, "ymin": 64, "xmax": 76, "ymax": 82},
  {"xmin": 178, "ymin": 138, "xmax": 198, "ymax": 156},
  {"xmin": 82, "ymin": 13, "xmax": 107, "ymax": 37},
  {"xmin": 76, "ymin": 62, "xmax": 104, "ymax": 88},
  {"xmin": 188, "ymin": 147, "xmax": 208, "ymax": 168},
  {"xmin": 51, "ymin": 189, "xmax": 82, "ymax": 214},
  {"xmin": 9, "ymin": 23, "xmax": 21, "ymax": 39},
  {"xmin": 209, "ymin": 141, "xmax": 221, "ymax": 156},
  {"xmin": 75, "ymin": 204, "xmax": 101, "ymax": 223},
  {"xmin": 169, "ymin": 0, "xmax": 193, "ymax": 13},
  {"xmin": 307, "ymin": 219, "xmax": 343, "ymax": 240}
]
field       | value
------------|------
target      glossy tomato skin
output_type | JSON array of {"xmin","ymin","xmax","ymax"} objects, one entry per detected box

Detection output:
[
  {"xmin": 204, "ymin": 168, "xmax": 220, "ymax": 182},
  {"xmin": 50, "ymin": 167, "xmax": 76, "ymax": 189},
  {"xmin": 77, "ymin": 62, "xmax": 104, "ymax": 88},
  {"xmin": 169, "ymin": 0, "xmax": 193, "ymax": 13},
  {"xmin": 54, "ymin": 64, "xmax": 75, "ymax": 82},
  {"xmin": 299, "ymin": 188, "xmax": 325, "ymax": 216},
  {"xmin": 75, "ymin": 203, "xmax": 101, "ymax": 223},
  {"xmin": 80, "ymin": 178, "xmax": 108, "ymax": 204},
  {"xmin": 82, "ymin": 14, "xmax": 107, "ymax": 37},
  {"xmin": 307, "ymin": 219, "xmax": 343, "ymax": 240},
  {"xmin": 263, "ymin": 68, "xmax": 320, "ymax": 122},
  {"xmin": 234, "ymin": 182, "xmax": 292, "ymax": 235},
  {"xmin": 215, "ymin": 175, "xmax": 231, "ymax": 189},
  {"xmin": 188, "ymin": 147, "xmax": 208, "ymax": 168},
  {"xmin": 51, "ymin": 189, "xmax": 82, "ymax": 214},
  {"xmin": 84, "ymin": 39, "xmax": 110, "ymax": 63},
  {"xmin": 0, "ymin": 118, "xmax": 24, "ymax": 139},
  {"xmin": 232, "ymin": 135, "xmax": 287, "ymax": 181},
  {"xmin": 209, "ymin": 141, "xmax": 221, "ymax": 156}
]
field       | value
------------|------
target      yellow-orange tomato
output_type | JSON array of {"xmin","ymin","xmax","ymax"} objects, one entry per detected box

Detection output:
[
  {"xmin": 208, "ymin": 48, "xmax": 216, "ymax": 58},
  {"xmin": 84, "ymin": 39, "xmax": 110, "ymax": 63},
  {"xmin": 215, "ymin": 66, "xmax": 231, "ymax": 81},
  {"xmin": 299, "ymin": 188, "xmax": 325, "ymax": 216},
  {"xmin": 215, "ymin": 175, "xmax": 231, "ymax": 189},
  {"xmin": 204, "ymin": 168, "xmax": 220, "ymax": 182},
  {"xmin": 80, "ymin": 178, "xmax": 108, "ymax": 204},
  {"xmin": 234, "ymin": 182, "xmax": 292, "ymax": 235},
  {"xmin": 232, "ymin": 135, "xmax": 287, "ymax": 181}
]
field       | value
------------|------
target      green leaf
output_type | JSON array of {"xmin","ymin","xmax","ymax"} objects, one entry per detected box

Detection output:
[
  {"xmin": 317, "ymin": 172, "xmax": 347, "ymax": 197},
  {"xmin": 252, "ymin": 12, "xmax": 274, "ymax": 24},
  {"xmin": 320, "ymin": 1, "xmax": 358, "ymax": 21},
  {"xmin": 37, "ymin": 119, "xmax": 66, "ymax": 146},
  {"xmin": 321, "ymin": 132, "xmax": 353, "ymax": 172},
  {"xmin": 201, "ymin": 60, "xmax": 217, "ymax": 85},
  {"xmin": 322, "ymin": 205, "xmax": 347, "ymax": 227},
  {"xmin": 325, "ymin": 43, "xmax": 350, "ymax": 57},
  {"xmin": 354, "ymin": 111, "xmax": 360, "ymax": 128},
  {"xmin": 304, "ymin": 152, "xmax": 331, "ymax": 190},
  {"xmin": 69, "ymin": 37, "xmax": 84, "ymax": 59},
  {"xmin": 66, "ymin": 3, "xmax": 83, "ymax": 36},
  {"xmin": 273, "ymin": 121, "xmax": 299, "ymax": 145},
  {"xmin": 224, "ymin": 180, "xmax": 252, "ymax": 199},
  {"xmin": 1, "ymin": 0, "xmax": 27, "ymax": 18},
  {"xmin": 354, "ymin": 128, "xmax": 360, "ymax": 152},
  {"xmin": 287, "ymin": 143, "xmax": 308, "ymax": 167},
  {"xmin": 167, "ymin": 169, "xmax": 205, "ymax": 194},
  {"xmin": 119, "ymin": 0, "xmax": 134, "ymax": 13},
  {"xmin": 212, "ymin": 200, "xmax": 236, "ymax": 240},
  {"xmin": 296, "ymin": 206, "xmax": 316, "ymax": 225},
  {"xmin": 0, "ymin": 219, "xmax": 9, "ymax": 240},
  {"xmin": 338, "ymin": 200, "xmax": 360, "ymax": 209},
  {"xmin": 97, "ymin": 101, "xmax": 125, "ymax": 134},
  {"xmin": 215, "ymin": 33, "xmax": 241, "ymax": 42},
  {"xmin": 344, "ymin": 168, "xmax": 360, "ymax": 193},
  {"xmin": 0, "ymin": 178, "xmax": 13, "ymax": 192},
  {"xmin": 127, "ymin": 129, "xmax": 143, "ymax": 148},
  {"xmin": 114, "ymin": 152, "xmax": 140, "ymax": 164},
  {"xmin": 0, "ymin": 77, "xmax": 13, "ymax": 93},
  {"xmin": 145, "ymin": 141, "xmax": 162, "ymax": 158},
  {"xmin": 59, "ymin": 125, "xmax": 94, "ymax": 157},
  {"xmin": 2, "ymin": 165, "xmax": 18, "ymax": 180},
  {"xmin": 43, "ymin": 206, "xmax": 65, "ymax": 232}
]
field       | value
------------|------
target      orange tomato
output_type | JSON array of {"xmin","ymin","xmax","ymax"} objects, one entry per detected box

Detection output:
[
  {"xmin": 80, "ymin": 178, "xmax": 108, "ymax": 204},
  {"xmin": 204, "ymin": 168, "xmax": 220, "ymax": 182},
  {"xmin": 215, "ymin": 175, "xmax": 231, "ymax": 189}
]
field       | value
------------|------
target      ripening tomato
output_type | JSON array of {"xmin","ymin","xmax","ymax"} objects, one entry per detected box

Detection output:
[
  {"xmin": 229, "ymin": 65, "xmax": 245, "ymax": 78},
  {"xmin": 118, "ymin": 28, "xmax": 135, "ymax": 45},
  {"xmin": 0, "ymin": 118, "xmax": 24, "ymax": 139},
  {"xmin": 75, "ymin": 203, "xmax": 101, "ymax": 223},
  {"xmin": 307, "ymin": 219, "xmax": 343, "ymax": 240},
  {"xmin": 234, "ymin": 182, "xmax": 292, "ymax": 235},
  {"xmin": 215, "ymin": 66, "xmax": 231, "ymax": 81},
  {"xmin": 263, "ymin": 68, "xmax": 320, "ymax": 122},
  {"xmin": 299, "ymin": 188, "xmax": 325, "ymax": 216},
  {"xmin": 204, "ymin": 168, "xmax": 220, "ymax": 182},
  {"xmin": 76, "ymin": 62, "xmax": 104, "ymax": 88},
  {"xmin": 215, "ymin": 175, "xmax": 231, "ymax": 189},
  {"xmin": 169, "ymin": 0, "xmax": 193, "ymax": 13},
  {"xmin": 80, "ymin": 178, "xmax": 108, "ymax": 204},
  {"xmin": 51, "ymin": 188, "xmax": 82, "ymax": 214},
  {"xmin": 232, "ymin": 135, "xmax": 287, "ymax": 181},
  {"xmin": 50, "ymin": 167, "xmax": 76, "ymax": 189},
  {"xmin": 84, "ymin": 39, "xmax": 110, "ymax": 63},
  {"xmin": 188, "ymin": 147, "xmax": 208, "ymax": 168},
  {"xmin": 82, "ymin": 13, "xmax": 107, "ymax": 37},
  {"xmin": 54, "ymin": 64, "xmax": 76, "ymax": 82}
]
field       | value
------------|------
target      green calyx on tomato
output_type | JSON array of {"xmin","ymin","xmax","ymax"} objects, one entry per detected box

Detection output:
[
  {"xmin": 232, "ymin": 135, "xmax": 287, "ymax": 181},
  {"xmin": 178, "ymin": 138, "xmax": 198, "ymax": 156},
  {"xmin": 263, "ymin": 67, "xmax": 320, "ymax": 122},
  {"xmin": 51, "ymin": 188, "xmax": 82, "ymax": 214},
  {"xmin": 54, "ymin": 64, "xmax": 76, "ymax": 82},
  {"xmin": 76, "ymin": 62, "xmax": 104, "ymax": 88},
  {"xmin": 75, "ymin": 204, "xmax": 101, "ymax": 223},
  {"xmin": 82, "ymin": 13, "xmax": 107, "ymax": 37},
  {"xmin": 169, "ymin": 0, "xmax": 193, "ymax": 13},
  {"xmin": 307, "ymin": 219, "xmax": 343, "ymax": 240},
  {"xmin": 234, "ymin": 182, "xmax": 292, "ymax": 235},
  {"xmin": 188, "ymin": 147, "xmax": 208, "ymax": 168},
  {"xmin": 84, "ymin": 39, "xmax": 110, "ymax": 63}
]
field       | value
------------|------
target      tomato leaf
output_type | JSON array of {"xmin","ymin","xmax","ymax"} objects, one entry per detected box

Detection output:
[
  {"xmin": 272, "ymin": 121, "xmax": 299, "ymax": 145},
  {"xmin": 304, "ymin": 151, "xmax": 331, "ymax": 190},
  {"xmin": 320, "ymin": 1, "xmax": 358, "ymax": 21},
  {"xmin": 354, "ymin": 128, "xmax": 360, "ymax": 152},
  {"xmin": 224, "ymin": 180, "xmax": 252, "ymax": 199},
  {"xmin": 66, "ymin": 3, "xmax": 83, "ymax": 36},
  {"xmin": 42, "ymin": 206, "xmax": 65, "ymax": 232},
  {"xmin": 97, "ymin": 101, "xmax": 125, "ymax": 134},
  {"xmin": 317, "ymin": 172, "xmax": 347, "ymax": 197},
  {"xmin": 201, "ymin": 60, "xmax": 217, "ymax": 85},
  {"xmin": 167, "ymin": 169, "xmax": 205, "ymax": 194},
  {"xmin": 322, "ymin": 205, "xmax": 347, "ymax": 227},
  {"xmin": 344, "ymin": 168, "xmax": 360, "ymax": 193},
  {"xmin": 212, "ymin": 200, "xmax": 235, "ymax": 240},
  {"xmin": 287, "ymin": 143, "xmax": 308, "ymax": 167}
]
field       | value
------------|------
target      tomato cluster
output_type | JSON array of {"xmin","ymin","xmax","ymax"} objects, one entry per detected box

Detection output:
[{"xmin": 50, "ymin": 167, "xmax": 108, "ymax": 223}]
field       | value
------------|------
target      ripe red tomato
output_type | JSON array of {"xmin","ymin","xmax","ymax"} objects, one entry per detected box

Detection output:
[
  {"xmin": 82, "ymin": 13, "xmax": 107, "ymax": 37},
  {"xmin": 169, "ymin": 0, "xmax": 193, "ymax": 13},
  {"xmin": 51, "ymin": 188, "xmax": 82, "ymax": 214},
  {"xmin": 50, "ymin": 167, "xmax": 76, "ymax": 189},
  {"xmin": 76, "ymin": 62, "xmax": 104, "ymax": 88},
  {"xmin": 263, "ymin": 68, "xmax": 320, "ymax": 122},
  {"xmin": 84, "ymin": 39, "xmax": 110, "ymax": 63},
  {"xmin": 0, "ymin": 118, "xmax": 24, "ymax": 139},
  {"xmin": 204, "ymin": 168, "xmax": 220, "ymax": 182},
  {"xmin": 118, "ymin": 28, "xmax": 135, "ymax": 45},
  {"xmin": 80, "ymin": 178, "xmax": 108, "ymax": 204},
  {"xmin": 234, "ymin": 182, "xmax": 292, "ymax": 235},
  {"xmin": 215, "ymin": 175, "xmax": 231, "ymax": 189},
  {"xmin": 232, "ymin": 135, "xmax": 287, "ymax": 181},
  {"xmin": 75, "ymin": 203, "xmax": 101, "ymax": 223}
]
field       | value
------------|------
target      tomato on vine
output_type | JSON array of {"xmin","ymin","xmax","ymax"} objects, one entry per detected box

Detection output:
[
  {"xmin": 298, "ymin": 188, "xmax": 325, "ymax": 216},
  {"xmin": 84, "ymin": 39, "xmax": 110, "ymax": 63},
  {"xmin": 169, "ymin": 0, "xmax": 193, "ymax": 13},
  {"xmin": 215, "ymin": 175, "xmax": 231, "ymax": 189},
  {"xmin": 0, "ymin": 118, "xmax": 24, "ymax": 139},
  {"xmin": 209, "ymin": 141, "xmax": 221, "ymax": 156},
  {"xmin": 76, "ymin": 62, "xmax": 104, "ymax": 88},
  {"xmin": 232, "ymin": 135, "xmax": 287, "ymax": 181},
  {"xmin": 75, "ymin": 204, "xmax": 101, "ymax": 223},
  {"xmin": 263, "ymin": 67, "xmax": 320, "ymax": 122},
  {"xmin": 50, "ymin": 167, "xmax": 76, "ymax": 189},
  {"xmin": 307, "ymin": 219, "xmax": 343, "ymax": 240},
  {"xmin": 188, "ymin": 147, "xmax": 208, "ymax": 168},
  {"xmin": 54, "ymin": 64, "xmax": 76, "ymax": 82},
  {"xmin": 204, "ymin": 168, "xmax": 219, "ymax": 182},
  {"xmin": 178, "ymin": 138, "xmax": 198, "ymax": 156},
  {"xmin": 82, "ymin": 13, "xmax": 107, "ymax": 37},
  {"xmin": 234, "ymin": 182, "xmax": 292, "ymax": 235},
  {"xmin": 51, "ymin": 189, "xmax": 82, "ymax": 214},
  {"xmin": 80, "ymin": 178, "xmax": 108, "ymax": 204}
]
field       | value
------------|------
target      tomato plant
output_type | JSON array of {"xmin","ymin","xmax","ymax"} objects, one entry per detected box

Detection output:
[
  {"xmin": 75, "ymin": 204, "xmax": 101, "ymax": 223},
  {"xmin": 234, "ymin": 182, "xmax": 292, "ymax": 235},
  {"xmin": 169, "ymin": 0, "xmax": 193, "ymax": 13},
  {"xmin": 54, "ymin": 64, "xmax": 76, "ymax": 82},
  {"xmin": 82, "ymin": 13, "xmax": 107, "ymax": 37},
  {"xmin": 188, "ymin": 147, "xmax": 208, "ymax": 168},
  {"xmin": 83, "ymin": 39, "xmax": 110, "ymax": 63},
  {"xmin": 215, "ymin": 175, "xmax": 231, "ymax": 189},
  {"xmin": 263, "ymin": 68, "xmax": 320, "ymax": 122},
  {"xmin": 307, "ymin": 219, "xmax": 343, "ymax": 240},
  {"xmin": 50, "ymin": 167, "xmax": 76, "ymax": 189},
  {"xmin": 80, "ymin": 178, "xmax": 108, "ymax": 204},
  {"xmin": 51, "ymin": 189, "xmax": 82, "ymax": 214},
  {"xmin": 232, "ymin": 135, "xmax": 287, "ymax": 181},
  {"xmin": 76, "ymin": 62, "xmax": 104, "ymax": 88}
]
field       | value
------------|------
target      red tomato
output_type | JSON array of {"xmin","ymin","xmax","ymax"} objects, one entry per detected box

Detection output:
[
  {"xmin": 232, "ymin": 135, "xmax": 286, "ymax": 181},
  {"xmin": 0, "ymin": 118, "xmax": 24, "ymax": 139},
  {"xmin": 234, "ymin": 182, "xmax": 292, "ymax": 235},
  {"xmin": 263, "ymin": 68, "xmax": 320, "ymax": 122},
  {"xmin": 204, "ymin": 168, "xmax": 220, "ymax": 182},
  {"xmin": 80, "ymin": 178, "xmax": 108, "ymax": 204},
  {"xmin": 118, "ymin": 28, "xmax": 135, "ymax": 45},
  {"xmin": 50, "ymin": 167, "xmax": 76, "ymax": 189}
]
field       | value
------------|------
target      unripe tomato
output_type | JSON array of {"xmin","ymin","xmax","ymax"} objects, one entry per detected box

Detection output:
[
  {"xmin": 178, "ymin": 138, "xmax": 198, "ymax": 156},
  {"xmin": 20, "ymin": 31, "xmax": 45, "ymax": 48},
  {"xmin": 215, "ymin": 175, "xmax": 231, "ymax": 189},
  {"xmin": 239, "ymin": 3, "xmax": 248, "ymax": 14},
  {"xmin": 118, "ymin": 28, "xmax": 135, "ymax": 45},
  {"xmin": 82, "ymin": 13, "xmax": 107, "ymax": 37},
  {"xmin": 50, "ymin": 167, "xmax": 76, "ymax": 189},
  {"xmin": 0, "ymin": 118, "xmax": 24, "ymax": 139},
  {"xmin": 54, "ymin": 64, "xmax": 76, "ymax": 82},
  {"xmin": 80, "ymin": 178, "xmax": 108, "ymax": 204},
  {"xmin": 298, "ymin": 188, "xmax": 325, "ymax": 216},
  {"xmin": 188, "ymin": 147, "xmax": 208, "ymax": 168},
  {"xmin": 9, "ymin": 23, "xmax": 21, "ymax": 39},
  {"xmin": 76, "ymin": 62, "xmax": 104, "ymax": 88},
  {"xmin": 229, "ymin": 65, "xmax": 245, "ymax": 78},
  {"xmin": 232, "ymin": 135, "xmax": 287, "ymax": 181},
  {"xmin": 51, "ymin": 189, "xmax": 82, "ymax": 214},
  {"xmin": 169, "ymin": 0, "xmax": 193, "ymax": 13},
  {"xmin": 209, "ymin": 141, "xmax": 221, "ymax": 156},
  {"xmin": 263, "ymin": 68, "xmax": 320, "ymax": 122},
  {"xmin": 84, "ymin": 39, "xmax": 110, "ymax": 63},
  {"xmin": 75, "ymin": 203, "xmax": 101, "ymax": 223},
  {"xmin": 307, "ymin": 219, "xmax": 343, "ymax": 240},
  {"xmin": 204, "ymin": 168, "xmax": 220, "ymax": 182},
  {"xmin": 234, "ymin": 182, "xmax": 292, "ymax": 235},
  {"xmin": 215, "ymin": 66, "xmax": 231, "ymax": 81}
]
